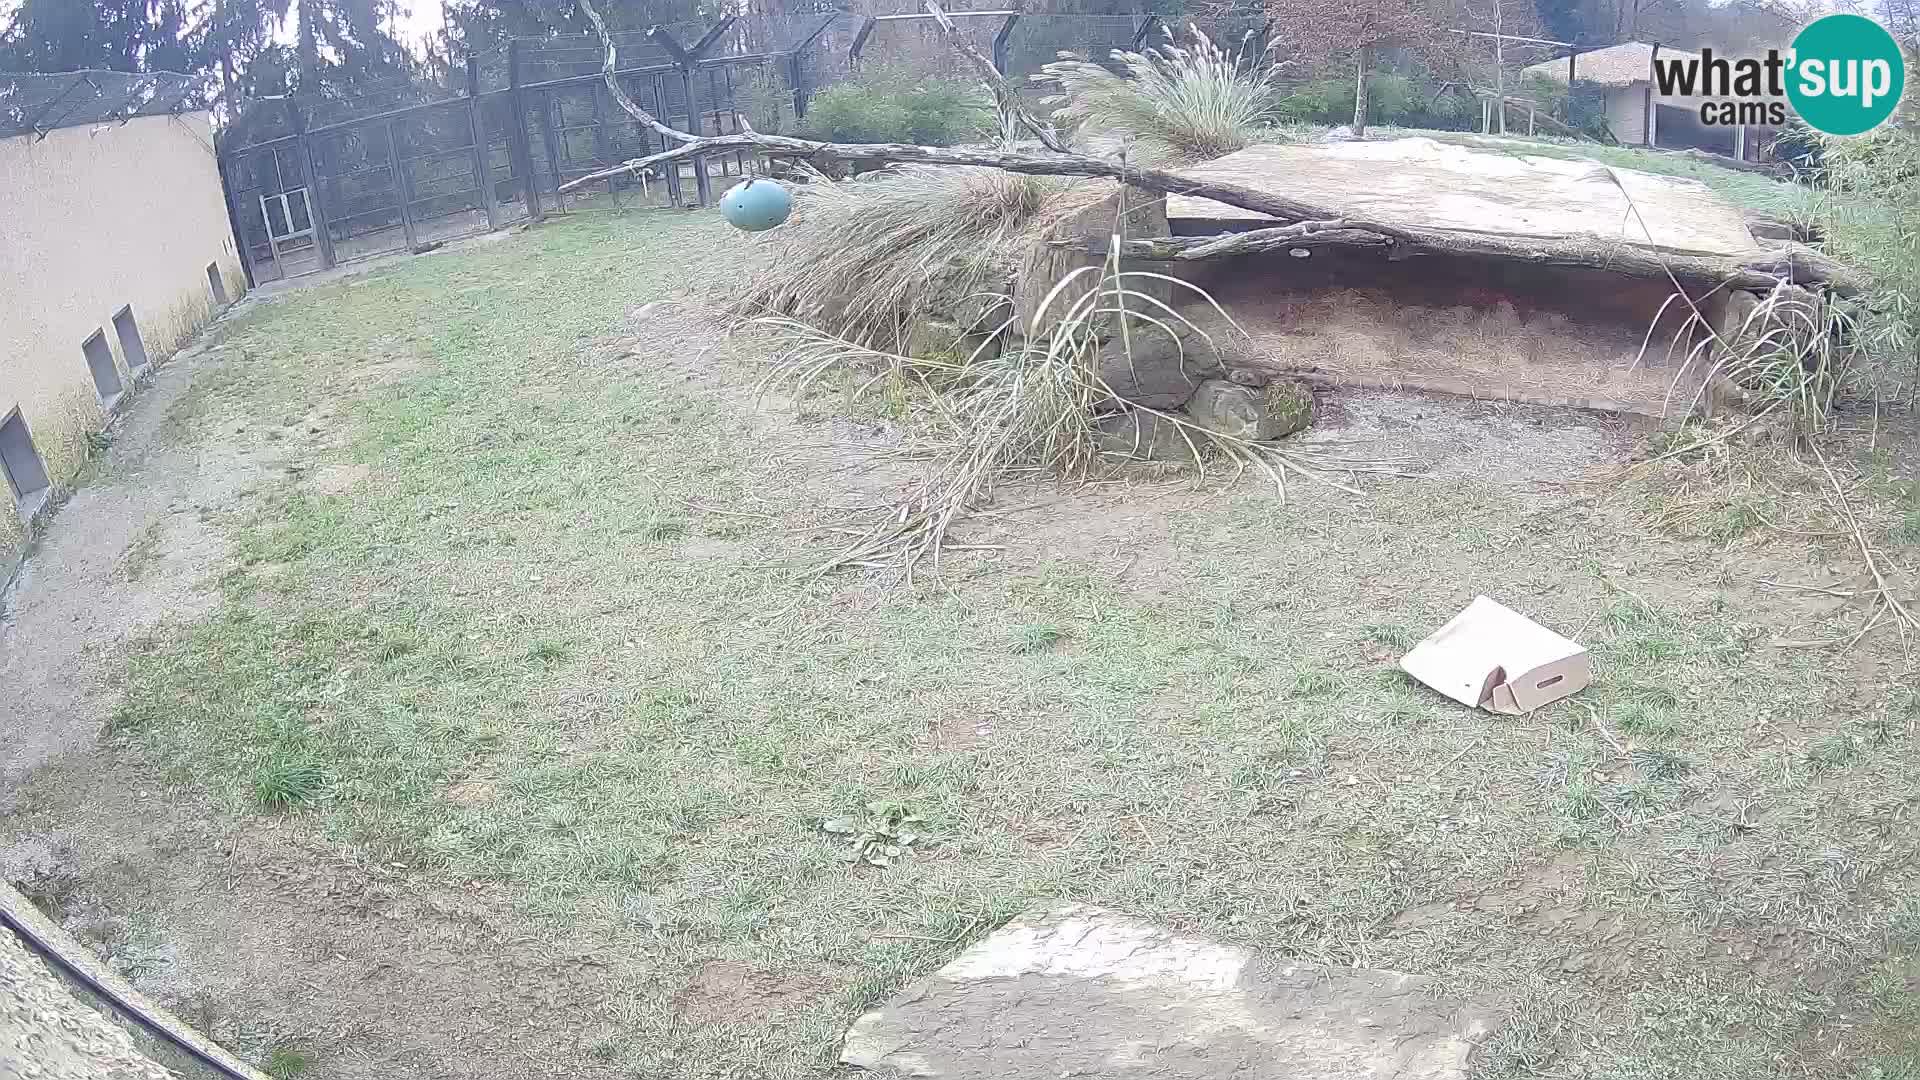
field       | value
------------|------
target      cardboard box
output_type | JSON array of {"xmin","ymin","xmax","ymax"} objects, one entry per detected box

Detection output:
[{"xmin": 1400, "ymin": 596, "xmax": 1591, "ymax": 714}]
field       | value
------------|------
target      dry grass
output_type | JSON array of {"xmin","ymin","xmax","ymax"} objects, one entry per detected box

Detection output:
[
  {"xmin": 1643, "ymin": 283, "xmax": 1858, "ymax": 434},
  {"xmin": 734, "ymin": 165, "xmax": 1066, "ymax": 351},
  {"xmin": 751, "ymin": 247, "xmax": 1373, "ymax": 578},
  {"xmin": 1035, "ymin": 23, "xmax": 1285, "ymax": 165}
]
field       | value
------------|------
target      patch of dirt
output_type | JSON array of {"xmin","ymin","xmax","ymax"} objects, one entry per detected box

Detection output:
[
  {"xmin": 4, "ymin": 758, "xmax": 645, "ymax": 1078},
  {"xmin": 343, "ymin": 348, "xmax": 426, "ymax": 389},
  {"xmin": 444, "ymin": 768, "xmax": 497, "ymax": 809},
  {"xmin": 1294, "ymin": 388, "xmax": 1634, "ymax": 486},
  {"xmin": 673, "ymin": 960, "xmax": 832, "ymax": 1025},
  {"xmin": 0, "ymin": 338, "xmax": 268, "ymax": 802},
  {"xmin": 305, "ymin": 463, "xmax": 373, "ymax": 495}
]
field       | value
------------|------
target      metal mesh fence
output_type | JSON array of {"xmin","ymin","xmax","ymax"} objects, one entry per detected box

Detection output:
[
  {"xmin": 0, "ymin": 70, "xmax": 201, "ymax": 139},
  {"xmin": 212, "ymin": 12, "xmax": 1297, "ymax": 286}
]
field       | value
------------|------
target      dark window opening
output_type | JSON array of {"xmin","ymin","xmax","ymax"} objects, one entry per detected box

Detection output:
[
  {"xmin": 113, "ymin": 305, "xmax": 149, "ymax": 372},
  {"xmin": 207, "ymin": 262, "xmax": 229, "ymax": 305},
  {"xmin": 0, "ymin": 409, "xmax": 51, "ymax": 505},
  {"xmin": 82, "ymin": 329, "xmax": 123, "ymax": 405}
]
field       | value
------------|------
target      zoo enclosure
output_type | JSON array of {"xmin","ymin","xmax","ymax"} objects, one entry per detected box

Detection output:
[{"xmin": 215, "ymin": 10, "xmax": 1270, "ymax": 286}]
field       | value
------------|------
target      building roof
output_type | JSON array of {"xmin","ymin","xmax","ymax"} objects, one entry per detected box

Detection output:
[
  {"xmin": 1523, "ymin": 42, "xmax": 1696, "ymax": 88},
  {"xmin": 0, "ymin": 70, "xmax": 201, "ymax": 140}
]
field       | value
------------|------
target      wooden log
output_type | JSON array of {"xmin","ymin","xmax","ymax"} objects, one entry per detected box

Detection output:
[{"xmin": 1072, "ymin": 226, "xmax": 1865, "ymax": 295}]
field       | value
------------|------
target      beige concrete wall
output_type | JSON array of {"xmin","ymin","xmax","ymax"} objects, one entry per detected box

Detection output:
[
  {"xmin": 1605, "ymin": 84, "xmax": 1649, "ymax": 145},
  {"xmin": 0, "ymin": 111, "xmax": 243, "ymax": 561}
]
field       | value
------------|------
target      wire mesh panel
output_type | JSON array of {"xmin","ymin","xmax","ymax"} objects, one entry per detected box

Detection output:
[
  {"xmin": 478, "ymin": 91, "xmax": 531, "ymax": 225},
  {"xmin": 219, "ymin": 9, "xmax": 1179, "ymax": 269},
  {"xmin": 766, "ymin": 11, "xmax": 864, "ymax": 109},
  {"xmin": 858, "ymin": 13, "xmax": 1001, "ymax": 81},
  {"xmin": 224, "ymin": 140, "xmax": 319, "ymax": 282},
  {"xmin": 393, "ymin": 99, "xmax": 496, "ymax": 248},
  {"xmin": 303, "ymin": 77, "xmax": 462, "ymax": 129},
  {"xmin": 516, "ymin": 26, "xmax": 694, "ymax": 86},
  {"xmin": 1004, "ymin": 14, "xmax": 1140, "ymax": 78},
  {"xmin": 308, "ymin": 122, "xmax": 409, "ymax": 264}
]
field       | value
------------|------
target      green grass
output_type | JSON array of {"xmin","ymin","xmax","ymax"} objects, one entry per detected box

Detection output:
[
  {"xmin": 264, "ymin": 1046, "xmax": 311, "ymax": 1079},
  {"xmin": 1009, "ymin": 623, "xmax": 1066, "ymax": 654},
  {"xmin": 252, "ymin": 751, "xmax": 329, "ymax": 810},
  {"xmin": 98, "ymin": 207, "xmax": 1920, "ymax": 1078}
]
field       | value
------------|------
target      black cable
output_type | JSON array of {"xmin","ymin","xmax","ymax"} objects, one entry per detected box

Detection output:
[{"xmin": 0, "ymin": 904, "xmax": 257, "ymax": 1080}]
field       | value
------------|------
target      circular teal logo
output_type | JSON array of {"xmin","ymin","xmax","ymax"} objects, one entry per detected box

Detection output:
[{"xmin": 1786, "ymin": 14, "xmax": 1906, "ymax": 135}]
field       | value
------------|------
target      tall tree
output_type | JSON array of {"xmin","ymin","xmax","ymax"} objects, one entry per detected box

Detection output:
[
  {"xmin": 1266, "ymin": 0, "xmax": 1459, "ymax": 134},
  {"xmin": 0, "ymin": 0, "xmax": 167, "ymax": 72},
  {"xmin": 1460, "ymin": 0, "xmax": 1544, "ymax": 132}
]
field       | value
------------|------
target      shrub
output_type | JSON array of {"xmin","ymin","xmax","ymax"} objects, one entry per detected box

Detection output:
[
  {"xmin": 799, "ymin": 62, "xmax": 993, "ymax": 146},
  {"xmin": 1272, "ymin": 73, "xmax": 1476, "ymax": 130},
  {"xmin": 1818, "ymin": 111, "xmax": 1920, "ymax": 405},
  {"xmin": 1036, "ymin": 24, "xmax": 1282, "ymax": 164}
]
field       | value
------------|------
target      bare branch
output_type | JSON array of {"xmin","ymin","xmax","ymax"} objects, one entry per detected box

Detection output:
[
  {"xmin": 577, "ymin": 0, "xmax": 695, "ymax": 145},
  {"xmin": 921, "ymin": 0, "xmax": 1069, "ymax": 153}
]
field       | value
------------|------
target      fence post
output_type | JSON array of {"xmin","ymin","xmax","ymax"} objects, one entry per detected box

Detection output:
[
  {"xmin": 537, "ymin": 90, "xmax": 566, "ymax": 211},
  {"xmin": 787, "ymin": 14, "xmax": 838, "ymax": 121},
  {"xmin": 652, "ymin": 72, "xmax": 683, "ymax": 205},
  {"xmin": 466, "ymin": 55, "xmax": 501, "ymax": 230},
  {"xmin": 287, "ymin": 98, "xmax": 337, "ymax": 270},
  {"xmin": 652, "ymin": 27, "xmax": 709, "ymax": 206},
  {"xmin": 507, "ymin": 39, "xmax": 544, "ymax": 221},
  {"xmin": 680, "ymin": 66, "xmax": 712, "ymax": 205},
  {"xmin": 217, "ymin": 152, "xmax": 260, "ymax": 289},
  {"xmin": 788, "ymin": 51, "xmax": 808, "ymax": 119},
  {"xmin": 591, "ymin": 78, "xmax": 615, "ymax": 192},
  {"xmin": 849, "ymin": 16, "xmax": 877, "ymax": 64},
  {"xmin": 1130, "ymin": 14, "xmax": 1160, "ymax": 48},
  {"xmin": 386, "ymin": 120, "xmax": 420, "ymax": 250},
  {"xmin": 992, "ymin": 12, "xmax": 1021, "ymax": 76}
]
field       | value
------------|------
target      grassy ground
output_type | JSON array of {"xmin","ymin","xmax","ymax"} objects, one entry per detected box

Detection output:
[{"xmin": 34, "ymin": 206, "xmax": 1920, "ymax": 1077}]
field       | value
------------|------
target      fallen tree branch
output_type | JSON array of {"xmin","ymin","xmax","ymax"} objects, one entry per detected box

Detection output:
[
  {"xmin": 1073, "ymin": 225, "xmax": 1861, "ymax": 292},
  {"xmin": 1814, "ymin": 444, "xmax": 1919, "ymax": 649},
  {"xmin": 568, "ymin": 0, "xmax": 1865, "ymax": 297}
]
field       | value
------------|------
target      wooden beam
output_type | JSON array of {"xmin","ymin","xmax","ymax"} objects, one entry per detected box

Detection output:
[
  {"xmin": 1079, "ymin": 227, "xmax": 1863, "ymax": 294},
  {"xmin": 992, "ymin": 11, "xmax": 1021, "ymax": 76},
  {"xmin": 689, "ymin": 16, "xmax": 738, "ymax": 60},
  {"xmin": 650, "ymin": 25, "xmax": 693, "ymax": 68},
  {"xmin": 849, "ymin": 16, "xmax": 877, "ymax": 63}
]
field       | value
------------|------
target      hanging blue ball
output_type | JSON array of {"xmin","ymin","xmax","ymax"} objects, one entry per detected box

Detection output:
[{"xmin": 719, "ymin": 178, "xmax": 792, "ymax": 232}]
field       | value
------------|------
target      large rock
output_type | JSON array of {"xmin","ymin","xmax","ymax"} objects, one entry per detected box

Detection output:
[
  {"xmin": 840, "ymin": 905, "xmax": 1501, "ymax": 1079},
  {"xmin": 1094, "ymin": 325, "xmax": 1221, "ymax": 409},
  {"xmin": 1184, "ymin": 378, "xmax": 1314, "ymax": 441},
  {"xmin": 1092, "ymin": 412, "xmax": 1204, "ymax": 462},
  {"xmin": 1013, "ymin": 184, "xmax": 1174, "ymax": 334}
]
